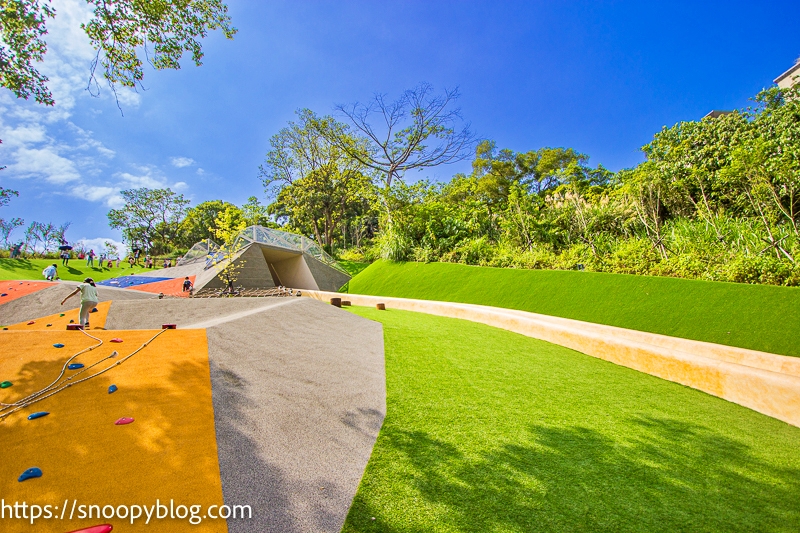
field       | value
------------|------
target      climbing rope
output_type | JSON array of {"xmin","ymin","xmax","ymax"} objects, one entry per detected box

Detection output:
[
  {"xmin": 0, "ymin": 327, "xmax": 104, "ymax": 409},
  {"xmin": 0, "ymin": 328, "xmax": 168, "ymax": 420}
]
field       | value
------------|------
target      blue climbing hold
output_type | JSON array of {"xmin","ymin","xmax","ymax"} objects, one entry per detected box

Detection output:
[
  {"xmin": 108, "ymin": 384, "xmax": 118, "ymax": 394},
  {"xmin": 18, "ymin": 468, "xmax": 42, "ymax": 482},
  {"xmin": 90, "ymin": 307, "xmax": 98, "ymax": 313},
  {"xmin": 53, "ymin": 343, "xmax": 65, "ymax": 348},
  {"xmin": 27, "ymin": 412, "xmax": 49, "ymax": 420},
  {"xmin": 1, "ymin": 293, "xmax": 6, "ymax": 297},
  {"xmin": 68, "ymin": 363, "xmax": 84, "ymax": 370}
]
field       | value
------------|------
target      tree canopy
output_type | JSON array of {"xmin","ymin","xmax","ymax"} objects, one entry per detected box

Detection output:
[{"xmin": 0, "ymin": 0, "xmax": 236, "ymax": 105}]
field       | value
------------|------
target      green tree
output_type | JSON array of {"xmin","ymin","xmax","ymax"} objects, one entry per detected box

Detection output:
[
  {"xmin": 210, "ymin": 204, "xmax": 246, "ymax": 295},
  {"xmin": 242, "ymin": 196, "xmax": 271, "ymax": 227},
  {"xmin": 107, "ymin": 187, "xmax": 189, "ymax": 254},
  {"xmin": 0, "ymin": 0, "xmax": 236, "ymax": 106},
  {"xmin": 320, "ymin": 83, "xmax": 475, "ymax": 217},
  {"xmin": 261, "ymin": 110, "xmax": 373, "ymax": 251},
  {"xmin": 179, "ymin": 200, "xmax": 242, "ymax": 247}
]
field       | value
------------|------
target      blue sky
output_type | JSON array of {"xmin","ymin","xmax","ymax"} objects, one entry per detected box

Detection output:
[{"xmin": 1, "ymin": 0, "xmax": 798, "ymax": 252}]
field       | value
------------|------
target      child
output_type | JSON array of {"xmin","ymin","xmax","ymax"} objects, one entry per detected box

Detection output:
[
  {"xmin": 42, "ymin": 263, "xmax": 58, "ymax": 281},
  {"xmin": 182, "ymin": 277, "xmax": 194, "ymax": 293}
]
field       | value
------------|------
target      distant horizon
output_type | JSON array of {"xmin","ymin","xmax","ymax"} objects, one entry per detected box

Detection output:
[{"xmin": 1, "ymin": 0, "xmax": 798, "ymax": 252}]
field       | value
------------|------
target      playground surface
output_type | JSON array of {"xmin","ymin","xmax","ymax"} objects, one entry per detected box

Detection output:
[
  {"xmin": 3, "ymin": 274, "xmax": 800, "ymax": 532},
  {"xmin": 0, "ymin": 282, "xmax": 385, "ymax": 533}
]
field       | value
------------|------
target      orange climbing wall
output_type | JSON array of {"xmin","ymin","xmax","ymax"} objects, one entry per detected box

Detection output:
[
  {"xmin": 0, "ymin": 281, "xmax": 56, "ymax": 306},
  {"xmin": 129, "ymin": 276, "xmax": 196, "ymax": 298},
  {"xmin": 0, "ymin": 329, "xmax": 227, "ymax": 532},
  {"xmin": 2, "ymin": 301, "xmax": 112, "ymax": 331}
]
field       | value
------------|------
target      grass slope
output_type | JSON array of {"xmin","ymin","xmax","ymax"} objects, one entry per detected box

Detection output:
[
  {"xmin": 0, "ymin": 258, "xmax": 163, "ymax": 282},
  {"xmin": 343, "ymin": 307, "xmax": 800, "ymax": 533},
  {"xmin": 346, "ymin": 261, "xmax": 800, "ymax": 357}
]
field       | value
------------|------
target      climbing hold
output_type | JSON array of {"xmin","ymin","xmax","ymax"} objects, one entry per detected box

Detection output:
[
  {"xmin": 0, "ymin": 293, "xmax": 6, "ymax": 297},
  {"xmin": 162, "ymin": 324, "xmax": 177, "ymax": 329},
  {"xmin": 46, "ymin": 323, "xmax": 52, "ymax": 327},
  {"xmin": 1, "ymin": 381, "xmax": 12, "ymax": 388},
  {"xmin": 68, "ymin": 363, "xmax": 84, "ymax": 370},
  {"xmin": 53, "ymin": 343, "xmax": 65, "ymax": 348},
  {"xmin": 18, "ymin": 467, "xmax": 42, "ymax": 482},
  {"xmin": 109, "ymin": 351, "xmax": 118, "ymax": 358},
  {"xmin": 69, "ymin": 319, "xmax": 74, "ymax": 323},
  {"xmin": 115, "ymin": 417, "xmax": 134, "ymax": 425},
  {"xmin": 2, "ymin": 327, "xmax": 7, "ymax": 330},
  {"xmin": 59, "ymin": 313, "xmax": 65, "ymax": 317},
  {"xmin": 64, "ymin": 524, "xmax": 113, "ymax": 533},
  {"xmin": 90, "ymin": 307, "xmax": 98, "ymax": 313},
  {"xmin": 108, "ymin": 384, "xmax": 118, "ymax": 394},
  {"xmin": 27, "ymin": 412, "xmax": 49, "ymax": 420},
  {"xmin": 110, "ymin": 338, "xmax": 123, "ymax": 343},
  {"xmin": 26, "ymin": 321, "xmax": 35, "ymax": 325}
]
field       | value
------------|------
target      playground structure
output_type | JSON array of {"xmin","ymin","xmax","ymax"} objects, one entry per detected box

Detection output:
[{"xmin": 175, "ymin": 225, "xmax": 351, "ymax": 293}]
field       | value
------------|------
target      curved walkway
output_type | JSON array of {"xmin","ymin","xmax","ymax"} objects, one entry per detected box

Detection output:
[{"xmin": 304, "ymin": 290, "xmax": 800, "ymax": 428}]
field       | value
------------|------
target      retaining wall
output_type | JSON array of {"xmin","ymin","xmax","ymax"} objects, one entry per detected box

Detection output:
[{"xmin": 303, "ymin": 290, "xmax": 800, "ymax": 428}]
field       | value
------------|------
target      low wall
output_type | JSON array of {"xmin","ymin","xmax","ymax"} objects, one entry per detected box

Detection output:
[{"xmin": 303, "ymin": 290, "xmax": 800, "ymax": 428}]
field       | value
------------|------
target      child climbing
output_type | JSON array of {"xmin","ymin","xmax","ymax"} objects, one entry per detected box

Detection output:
[
  {"xmin": 61, "ymin": 278, "xmax": 99, "ymax": 328},
  {"xmin": 182, "ymin": 277, "xmax": 194, "ymax": 295},
  {"xmin": 42, "ymin": 264, "xmax": 58, "ymax": 281}
]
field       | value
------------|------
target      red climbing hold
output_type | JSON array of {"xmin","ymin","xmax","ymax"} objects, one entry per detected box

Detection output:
[
  {"xmin": 115, "ymin": 417, "xmax": 134, "ymax": 425},
  {"xmin": 27, "ymin": 321, "xmax": 35, "ymax": 325},
  {"xmin": 110, "ymin": 338, "xmax": 123, "ymax": 343},
  {"xmin": 65, "ymin": 525, "xmax": 113, "ymax": 533}
]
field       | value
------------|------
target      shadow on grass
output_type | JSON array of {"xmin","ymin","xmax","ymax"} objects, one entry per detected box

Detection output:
[
  {"xmin": 0, "ymin": 258, "xmax": 33, "ymax": 271},
  {"xmin": 345, "ymin": 417, "xmax": 800, "ymax": 533}
]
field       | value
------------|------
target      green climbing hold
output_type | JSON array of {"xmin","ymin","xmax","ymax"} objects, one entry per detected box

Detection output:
[
  {"xmin": 59, "ymin": 313, "xmax": 65, "ymax": 317},
  {"xmin": 1, "ymin": 381, "xmax": 12, "ymax": 388}
]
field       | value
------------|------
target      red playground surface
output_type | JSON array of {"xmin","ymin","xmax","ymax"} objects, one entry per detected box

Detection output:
[{"xmin": 0, "ymin": 281, "xmax": 56, "ymax": 306}]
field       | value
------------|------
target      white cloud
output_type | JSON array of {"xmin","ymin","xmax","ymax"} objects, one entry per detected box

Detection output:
[
  {"xmin": 170, "ymin": 157, "xmax": 195, "ymax": 168},
  {"xmin": 116, "ymin": 170, "xmax": 167, "ymax": 189},
  {"xmin": 0, "ymin": 0, "xmax": 188, "ymax": 212},
  {"xmin": 196, "ymin": 168, "xmax": 205, "ymax": 175},
  {"xmin": 75, "ymin": 237, "xmax": 127, "ymax": 257},
  {"xmin": 173, "ymin": 181, "xmax": 188, "ymax": 192},
  {"xmin": 10, "ymin": 147, "xmax": 82, "ymax": 184}
]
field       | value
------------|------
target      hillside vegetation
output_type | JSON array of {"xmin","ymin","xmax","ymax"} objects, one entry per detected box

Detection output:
[{"xmin": 345, "ymin": 260, "xmax": 800, "ymax": 357}]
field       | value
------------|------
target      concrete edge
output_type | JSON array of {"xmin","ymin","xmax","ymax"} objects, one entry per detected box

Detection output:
[{"xmin": 304, "ymin": 290, "xmax": 800, "ymax": 428}]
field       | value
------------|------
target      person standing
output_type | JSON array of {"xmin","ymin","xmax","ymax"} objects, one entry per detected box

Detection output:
[
  {"xmin": 60, "ymin": 250, "xmax": 69, "ymax": 266},
  {"xmin": 86, "ymin": 249, "xmax": 95, "ymax": 267},
  {"xmin": 61, "ymin": 278, "xmax": 99, "ymax": 328}
]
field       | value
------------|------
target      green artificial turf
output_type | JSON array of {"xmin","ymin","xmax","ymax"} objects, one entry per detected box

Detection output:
[
  {"xmin": 345, "ymin": 261, "xmax": 800, "ymax": 357},
  {"xmin": 0, "ymin": 258, "xmax": 163, "ymax": 282},
  {"xmin": 343, "ymin": 307, "xmax": 800, "ymax": 533}
]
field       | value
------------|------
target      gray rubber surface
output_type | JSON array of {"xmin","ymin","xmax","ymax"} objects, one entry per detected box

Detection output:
[
  {"xmin": 205, "ymin": 298, "xmax": 385, "ymax": 533},
  {"xmin": 103, "ymin": 297, "xmax": 301, "ymax": 330},
  {"xmin": 3, "ymin": 290, "xmax": 385, "ymax": 531},
  {"xmin": 107, "ymin": 296, "xmax": 386, "ymax": 531},
  {"xmin": 0, "ymin": 282, "xmax": 152, "ymax": 326}
]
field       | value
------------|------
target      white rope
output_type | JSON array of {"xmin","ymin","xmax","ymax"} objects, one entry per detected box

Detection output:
[
  {"xmin": 0, "ymin": 328, "xmax": 168, "ymax": 420},
  {"xmin": 0, "ymin": 327, "xmax": 104, "ymax": 409}
]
